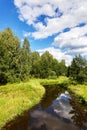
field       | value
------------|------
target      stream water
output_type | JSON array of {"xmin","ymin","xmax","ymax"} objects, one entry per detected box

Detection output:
[{"xmin": 2, "ymin": 85, "xmax": 87, "ymax": 130}]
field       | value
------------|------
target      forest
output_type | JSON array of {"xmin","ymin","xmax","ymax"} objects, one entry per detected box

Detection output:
[{"xmin": 0, "ymin": 28, "xmax": 87, "ymax": 85}]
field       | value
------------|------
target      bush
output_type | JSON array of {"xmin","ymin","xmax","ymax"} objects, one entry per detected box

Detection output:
[{"xmin": 48, "ymin": 70, "xmax": 57, "ymax": 79}]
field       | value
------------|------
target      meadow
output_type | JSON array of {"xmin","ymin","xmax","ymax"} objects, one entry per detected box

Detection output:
[{"xmin": 0, "ymin": 79, "xmax": 45, "ymax": 129}]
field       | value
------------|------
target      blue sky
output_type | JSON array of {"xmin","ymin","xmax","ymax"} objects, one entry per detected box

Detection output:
[{"xmin": 0, "ymin": 0, "xmax": 87, "ymax": 65}]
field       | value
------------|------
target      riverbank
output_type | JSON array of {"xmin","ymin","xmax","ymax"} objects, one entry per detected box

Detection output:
[
  {"xmin": 39, "ymin": 76, "xmax": 69, "ymax": 87},
  {"xmin": 0, "ymin": 77, "xmax": 68, "ymax": 129},
  {"xmin": 0, "ymin": 77, "xmax": 87, "ymax": 129},
  {"xmin": 0, "ymin": 79, "xmax": 45, "ymax": 129},
  {"xmin": 68, "ymin": 84, "xmax": 87, "ymax": 103},
  {"xmin": 39, "ymin": 77, "xmax": 87, "ymax": 104}
]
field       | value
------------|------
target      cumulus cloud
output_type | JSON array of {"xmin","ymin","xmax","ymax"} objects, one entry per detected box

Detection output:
[
  {"xmin": 14, "ymin": 0, "xmax": 87, "ymax": 39},
  {"xmin": 23, "ymin": 31, "xmax": 31, "ymax": 37},
  {"xmin": 14, "ymin": 0, "xmax": 58, "ymax": 25},
  {"xmin": 52, "ymin": 25, "xmax": 87, "ymax": 56},
  {"xmin": 67, "ymin": 47, "xmax": 87, "ymax": 56},
  {"xmin": 37, "ymin": 47, "xmax": 72, "ymax": 66}
]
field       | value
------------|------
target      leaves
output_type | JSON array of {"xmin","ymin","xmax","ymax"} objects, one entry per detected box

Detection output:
[{"xmin": 68, "ymin": 55, "xmax": 87, "ymax": 83}]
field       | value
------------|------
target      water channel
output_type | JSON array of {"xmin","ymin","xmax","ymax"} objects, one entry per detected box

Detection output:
[{"xmin": 2, "ymin": 85, "xmax": 87, "ymax": 130}]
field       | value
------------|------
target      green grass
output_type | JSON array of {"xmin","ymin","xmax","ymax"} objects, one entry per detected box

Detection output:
[
  {"xmin": 69, "ymin": 84, "xmax": 87, "ymax": 102},
  {"xmin": 0, "ymin": 79, "xmax": 45, "ymax": 129},
  {"xmin": 39, "ymin": 76, "xmax": 69, "ymax": 86}
]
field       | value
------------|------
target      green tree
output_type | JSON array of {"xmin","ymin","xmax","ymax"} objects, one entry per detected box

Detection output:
[
  {"xmin": 40, "ymin": 51, "xmax": 56, "ymax": 78},
  {"xmin": 30, "ymin": 52, "xmax": 41, "ymax": 77},
  {"xmin": 0, "ymin": 39, "xmax": 9, "ymax": 84},
  {"xmin": 20, "ymin": 38, "xmax": 31, "ymax": 80},
  {"xmin": 0, "ymin": 28, "xmax": 21, "ymax": 83},
  {"xmin": 68, "ymin": 55, "xmax": 87, "ymax": 83},
  {"xmin": 58, "ymin": 60, "xmax": 67, "ymax": 76},
  {"xmin": 52, "ymin": 59, "xmax": 59, "ymax": 76}
]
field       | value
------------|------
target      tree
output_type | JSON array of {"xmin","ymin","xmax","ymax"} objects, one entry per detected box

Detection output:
[
  {"xmin": 58, "ymin": 60, "xmax": 67, "ymax": 76},
  {"xmin": 51, "ymin": 59, "xmax": 59, "ymax": 76},
  {"xmin": 68, "ymin": 55, "xmax": 87, "ymax": 83},
  {"xmin": 0, "ymin": 28, "xmax": 68, "ymax": 84},
  {"xmin": 20, "ymin": 38, "xmax": 31, "ymax": 80},
  {"xmin": 0, "ymin": 28, "xmax": 21, "ymax": 83},
  {"xmin": 30, "ymin": 51, "xmax": 41, "ymax": 78},
  {"xmin": 0, "ymin": 39, "xmax": 9, "ymax": 84},
  {"xmin": 40, "ymin": 51, "xmax": 56, "ymax": 78}
]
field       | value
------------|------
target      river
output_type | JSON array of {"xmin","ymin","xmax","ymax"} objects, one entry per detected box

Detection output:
[{"xmin": 2, "ymin": 85, "xmax": 87, "ymax": 130}]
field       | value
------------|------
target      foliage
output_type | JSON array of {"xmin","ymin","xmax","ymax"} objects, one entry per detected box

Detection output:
[
  {"xmin": 0, "ymin": 28, "xmax": 21, "ymax": 84},
  {"xmin": 0, "ymin": 28, "xmax": 67, "ymax": 84},
  {"xmin": 58, "ymin": 60, "xmax": 67, "ymax": 76},
  {"xmin": 30, "ymin": 51, "xmax": 41, "ymax": 77},
  {"xmin": 39, "ymin": 51, "xmax": 67, "ymax": 78},
  {"xmin": 68, "ymin": 55, "xmax": 87, "ymax": 83},
  {"xmin": 20, "ymin": 38, "xmax": 31, "ymax": 80},
  {"xmin": 40, "ymin": 51, "xmax": 54, "ymax": 78},
  {"xmin": 48, "ymin": 70, "xmax": 57, "ymax": 79}
]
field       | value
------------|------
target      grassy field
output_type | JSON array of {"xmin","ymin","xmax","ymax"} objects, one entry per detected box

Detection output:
[
  {"xmin": 69, "ymin": 84, "xmax": 87, "ymax": 103},
  {"xmin": 39, "ymin": 76, "xmax": 69, "ymax": 86},
  {"xmin": 0, "ymin": 79, "xmax": 45, "ymax": 129}
]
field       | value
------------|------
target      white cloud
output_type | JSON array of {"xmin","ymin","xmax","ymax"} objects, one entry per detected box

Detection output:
[
  {"xmin": 67, "ymin": 47, "xmax": 87, "ymax": 56},
  {"xmin": 14, "ymin": 0, "xmax": 87, "ymax": 39},
  {"xmin": 52, "ymin": 25, "xmax": 87, "ymax": 56},
  {"xmin": 23, "ymin": 31, "xmax": 31, "ymax": 37},
  {"xmin": 14, "ymin": 0, "xmax": 58, "ymax": 25},
  {"xmin": 14, "ymin": 0, "xmax": 87, "ymax": 63},
  {"xmin": 37, "ymin": 47, "xmax": 72, "ymax": 66}
]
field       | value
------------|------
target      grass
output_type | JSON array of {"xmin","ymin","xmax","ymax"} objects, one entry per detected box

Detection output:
[
  {"xmin": 69, "ymin": 84, "xmax": 87, "ymax": 102},
  {"xmin": 0, "ymin": 79, "xmax": 45, "ymax": 129},
  {"xmin": 39, "ymin": 76, "xmax": 69, "ymax": 86}
]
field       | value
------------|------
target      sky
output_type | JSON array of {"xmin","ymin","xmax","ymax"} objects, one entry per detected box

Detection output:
[{"xmin": 0, "ymin": 0, "xmax": 87, "ymax": 65}]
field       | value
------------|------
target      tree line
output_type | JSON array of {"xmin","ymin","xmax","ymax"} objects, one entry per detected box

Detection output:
[
  {"xmin": 68, "ymin": 55, "xmax": 87, "ymax": 84},
  {"xmin": 0, "ymin": 28, "xmax": 87, "ymax": 85},
  {"xmin": 0, "ymin": 28, "xmax": 67, "ymax": 84}
]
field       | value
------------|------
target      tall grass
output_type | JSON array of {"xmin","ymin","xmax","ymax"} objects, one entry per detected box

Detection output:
[
  {"xmin": 69, "ymin": 84, "xmax": 87, "ymax": 102},
  {"xmin": 0, "ymin": 79, "xmax": 45, "ymax": 129},
  {"xmin": 39, "ymin": 76, "xmax": 69, "ymax": 86}
]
